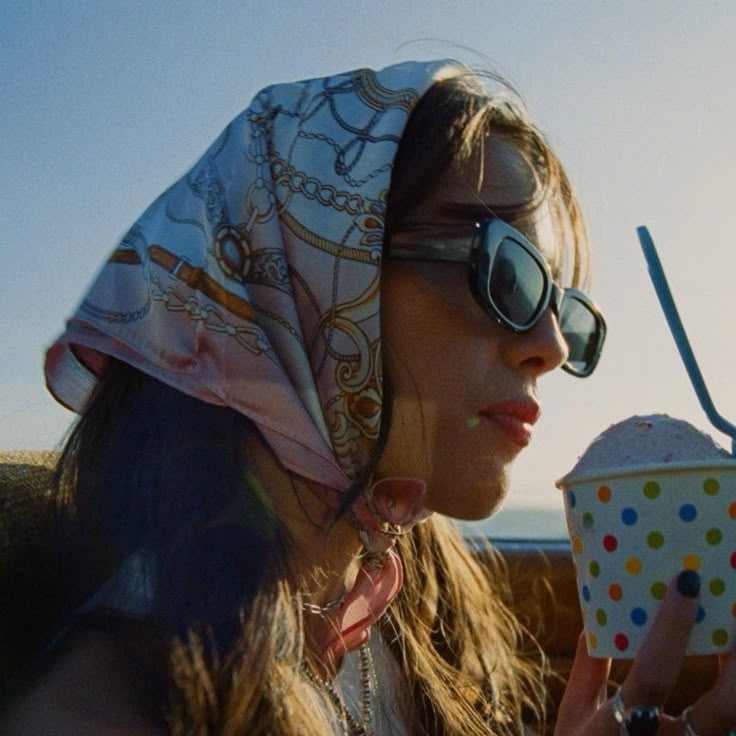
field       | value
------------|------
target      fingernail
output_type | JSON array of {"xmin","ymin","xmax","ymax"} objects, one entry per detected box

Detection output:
[{"xmin": 677, "ymin": 570, "xmax": 701, "ymax": 598}]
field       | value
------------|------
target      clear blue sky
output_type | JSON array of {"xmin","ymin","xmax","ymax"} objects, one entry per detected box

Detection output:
[{"xmin": 3, "ymin": 2, "xmax": 735, "ymax": 526}]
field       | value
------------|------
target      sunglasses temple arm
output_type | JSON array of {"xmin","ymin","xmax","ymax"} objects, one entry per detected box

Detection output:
[{"xmin": 637, "ymin": 226, "xmax": 736, "ymax": 454}]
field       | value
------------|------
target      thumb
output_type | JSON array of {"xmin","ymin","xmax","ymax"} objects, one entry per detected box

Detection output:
[{"xmin": 555, "ymin": 633, "xmax": 611, "ymax": 735}]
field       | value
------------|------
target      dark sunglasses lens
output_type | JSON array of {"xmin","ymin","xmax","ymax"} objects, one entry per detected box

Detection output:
[
  {"xmin": 488, "ymin": 238, "xmax": 547, "ymax": 326},
  {"xmin": 559, "ymin": 295, "xmax": 602, "ymax": 374}
]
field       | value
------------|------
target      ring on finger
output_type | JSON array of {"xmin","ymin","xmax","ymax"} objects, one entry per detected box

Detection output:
[
  {"xmin": 679, "ymin": 707, "xmax": 699, "ymax": 736},
  {"xmin": 612, "ymin": 687, "xmax": 660, "ymax": 736}
]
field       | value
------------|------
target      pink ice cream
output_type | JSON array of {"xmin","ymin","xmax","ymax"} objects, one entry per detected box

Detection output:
[{"xmin": 562, "ymin": 413, "xmax": 731, "ymax": 481}]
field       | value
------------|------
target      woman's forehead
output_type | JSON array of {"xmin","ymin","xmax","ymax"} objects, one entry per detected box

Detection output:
[
  {"xmin": 397, "ymin": 137, "xmax": 559, "ymax": 266},
  {"xmin": 467, "ymin": 137, "xmax": 539, "ymax": 208},
  {"xmin": 401, "ymin": 138, "xmax": 539, "ymax": 223}
]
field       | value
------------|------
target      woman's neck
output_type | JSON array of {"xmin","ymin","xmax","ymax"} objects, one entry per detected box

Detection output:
[{"xmin": 245, "ymin": 436, "xmax": 364, "ymax": 664}]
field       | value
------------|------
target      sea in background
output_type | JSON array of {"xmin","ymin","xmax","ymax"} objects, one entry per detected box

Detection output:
[{"xmin": 461, "ymin": 504, "xmax": 568, "ymax": 541}]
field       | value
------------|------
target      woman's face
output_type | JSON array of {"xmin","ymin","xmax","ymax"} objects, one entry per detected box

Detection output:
[{"xmin": 377, "ymin": 138, "xmax": 569, "ymax": 520}]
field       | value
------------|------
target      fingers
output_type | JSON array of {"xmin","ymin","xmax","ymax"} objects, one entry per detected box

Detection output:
[
  {"xmin": 680, "ymin": 647, "xmax": 736, "ymax": 735},
  {"xmin": 620, "ymin": 569, "xmax": 700, "ymax": 707},
  {"xmin": 557, "ymin": 571, "xmax": 713, "ymax": 736},
  {"xmin": 554, "ymin": 632, "xmax": 611, "ymax": 735}
]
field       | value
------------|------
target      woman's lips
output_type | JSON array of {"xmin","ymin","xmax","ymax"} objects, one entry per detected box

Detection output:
[
  {"xmin": 478, "ymin": 400, "xmax": 541, "ymax": 447},
  {"xmin": 488, "ymin": 413, "xmax": 534, "ymax": 446}
]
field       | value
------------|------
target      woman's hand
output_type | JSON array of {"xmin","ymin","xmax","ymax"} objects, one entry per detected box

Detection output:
[{"xmin": 555, "ymin": 570, "xmax": 736, "ymax": 735}]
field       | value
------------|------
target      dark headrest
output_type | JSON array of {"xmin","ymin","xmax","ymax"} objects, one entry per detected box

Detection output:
[{"xmin": 0, "ymin": 451, "xmax": 58, "ymax": 552}]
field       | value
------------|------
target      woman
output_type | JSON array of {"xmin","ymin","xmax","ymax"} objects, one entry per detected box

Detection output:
[{"xmin": 1, "ymin": 59, "xmax": 733, "ymax": 735}]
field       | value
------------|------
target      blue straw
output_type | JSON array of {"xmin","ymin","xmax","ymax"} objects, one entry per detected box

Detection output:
[{"xmin": 637, "ymin": 226, "xmax": 736, "ymax": 454}]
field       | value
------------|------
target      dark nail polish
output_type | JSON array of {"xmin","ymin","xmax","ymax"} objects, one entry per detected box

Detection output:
[{"xmin": 677, "ymin": 570, "xmax": 701, "ymax": 598}]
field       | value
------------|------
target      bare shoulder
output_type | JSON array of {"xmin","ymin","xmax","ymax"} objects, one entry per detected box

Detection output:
[{"xmin": 0, "ymin": 628, "xmax": 166, "ymax": 735}]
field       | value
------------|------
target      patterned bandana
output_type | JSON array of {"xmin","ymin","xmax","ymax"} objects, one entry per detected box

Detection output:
[{"xmin": 45, "ymin": 59, "xmax": 462, "ymax": 657}]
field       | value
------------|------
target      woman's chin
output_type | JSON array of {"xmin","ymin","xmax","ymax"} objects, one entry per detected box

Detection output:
[{"xmin": 424, "ymin": 476, "xmax": 509, "ymax": 521}]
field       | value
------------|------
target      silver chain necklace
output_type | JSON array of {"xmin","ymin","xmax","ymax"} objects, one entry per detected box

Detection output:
[
  {"xmin": 302, "ymin": 643, "xmax": 378, "ymax": 736},
  {"xmin": 301, "ymin": 586, "xmax": 349, "ymax": 615}
]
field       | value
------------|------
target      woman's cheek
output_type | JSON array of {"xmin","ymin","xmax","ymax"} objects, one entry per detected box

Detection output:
[{"xmin": 376, "ymin": 396, "xmax": 438, "ymax": 480}]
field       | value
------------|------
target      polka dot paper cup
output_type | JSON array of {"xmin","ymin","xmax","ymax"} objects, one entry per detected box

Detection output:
[{"xmin": 557, "ymin": 461, "xmax": 736, "ymax": 658}]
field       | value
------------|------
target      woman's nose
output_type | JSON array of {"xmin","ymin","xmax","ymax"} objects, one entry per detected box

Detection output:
[{"xmin": 505, "ymin": 307, "xmax": 569, "ymax": 376}]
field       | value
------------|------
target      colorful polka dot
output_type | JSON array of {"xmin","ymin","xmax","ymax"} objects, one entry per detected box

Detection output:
[
  {"xmin": 568, "ymin": 491, "xmax": 577, "ymax": 508},
  {"xmin": 573, "ymin": 537, "xmax": 583, "ymax": 554},
  {"xmin": 625, "ymin": 557, "xmax": 643, "ymax": 575},
  {"xmin": 582, "ymin": 585, "xmax": 591, "ymax": 602},
  {"xmin": 582, "ymin": 512, "xmax": 594, "ymax": 529},
  {"xmin": 621, "ymin": 508, "xmax": 638, "ymax": 526},
  {"xmin": 647, "ymin": 531, "xmax": 665, "ymax": 549},
  {"xmin": 597, "ymin": 485, "xmax": 612, "ymax": 503},
  {"xmin": 683, "ymin": 554, "xmax": 702, "ymax": 571},
  {"xmin": 596, "ymin": 609, "xmax": 607, "ymax": 626},
  {"xmin": 696, "ymin": 605, "xmax": 705, "ymax": 623},
  {"xmin": 614, "ymin": 633, "xmax": 630, "ymax": 651},
  {"xmin": 630, "ymin": 608, "xmax": 647, "ymax": 626},
  {"xmin": 603, "ymin": 535, "xmax": 618, "ymax": 552},
  {"xmin": 643, "ymin": 480, "xmax": 661, "ymax": 499},
  {"xmin": 609, "ymin": 584, "xmax": 623, "ymax": 601},
  {"xmin": 729, "ymin": 502, "xmax": 736, "ymax": 519},
  {"xmin": 712, "ymin": 629, "xmax": 728, "ymax": 647},
  {"xmin": 589, "ymin": 560, "xmax": 601, "ymax": 577},
  {"xmin": 703, "ymin": 478, "xmax": 720, "ymax": 496},
  {"xmin": 706, "ymin": 528, "xmax": 723, "ymax": 545},
  {"xmin": 588, "ymin": 632, "xmax": 598, "ymax": 650},
  {"xmin": 679, "ymin": 503, "xmax": 697, "ymax": 522},
  {"xmin": 651, "ymin": 581, "xmax": 667, "ymax": 600},
  {"xmin": 731, "ymin": 603, "xmax": 736, "ymax": 618},
  {"xmin": 730, "ymin": 552, "xmax": 736, "ymax": 569},
  {"xmin": 709, "ymin": 578, "xmax": 726, "ymax": 596}
]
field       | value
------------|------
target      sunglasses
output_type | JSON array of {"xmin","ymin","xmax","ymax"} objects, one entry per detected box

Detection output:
[{"xmin": 386, "ymin": 217, "xmax": 607, "ymax": 377}]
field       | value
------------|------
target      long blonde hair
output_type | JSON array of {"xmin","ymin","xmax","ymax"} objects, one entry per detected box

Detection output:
[
  {"xmin": 388, "ymin": 517, "xmax": 549, "ymax": 735},
  {"xmin": 165, "ymin": 517, "xmax": 549, "ymax": 736}
]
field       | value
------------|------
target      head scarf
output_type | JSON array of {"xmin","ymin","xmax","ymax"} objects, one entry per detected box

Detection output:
[{"xmin": 45, "ymin": 59, "xmax": 463, "ymax": 658}]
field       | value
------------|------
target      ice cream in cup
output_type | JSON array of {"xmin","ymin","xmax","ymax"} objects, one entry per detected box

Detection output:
[{"xmin": 556, "ymin": 413, "xmax": 736, "ymax": 658}]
